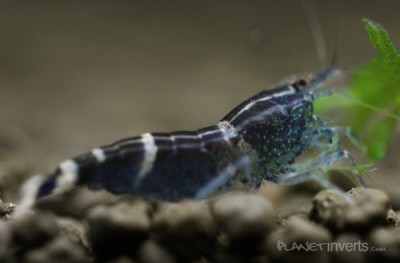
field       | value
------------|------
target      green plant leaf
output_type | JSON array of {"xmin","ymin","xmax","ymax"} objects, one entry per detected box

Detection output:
[{"xmin": 316, "ymin": 19, "xmax": 400, "ymax": 161}]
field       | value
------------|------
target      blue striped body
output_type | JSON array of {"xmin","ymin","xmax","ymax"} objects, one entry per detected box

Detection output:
[
  {"xmin": 31, "ymin": 69, "xmax": 359, "ymax": 202},
  {"xmin": 38, "ymin": 126, "xmax": 243, "ymax": 201}
]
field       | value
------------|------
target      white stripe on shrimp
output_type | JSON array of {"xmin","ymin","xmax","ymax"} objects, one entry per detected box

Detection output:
[
  {"xmin": 91, "ymin": 148, "xmax": 106, "ymax": 163},
  {"xmin": 228, "ymin": 87, "xmax": 296, "ymax": 122},
  {"xmin": 54, "ymin": 159, "xmax": 79, "ymax": 194},
  {"xmin": 137, "ymin": 133, "xmax": 158, "ymax": 182}
]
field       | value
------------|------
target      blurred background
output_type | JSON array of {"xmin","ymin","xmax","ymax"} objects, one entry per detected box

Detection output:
[{"xmin": 0, "ymin": 1, "xmax": 399, "ymax": 199}]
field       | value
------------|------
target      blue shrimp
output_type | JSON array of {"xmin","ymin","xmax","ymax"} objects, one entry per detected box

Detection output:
[{"xmin": 19, "ymin": 68, "xmax": 364, "ymax": 206}]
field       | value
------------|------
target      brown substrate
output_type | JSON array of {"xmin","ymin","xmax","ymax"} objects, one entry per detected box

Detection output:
[{"xmin": 0, "ymin": 187, "xmax": 399, "ymax": 263}]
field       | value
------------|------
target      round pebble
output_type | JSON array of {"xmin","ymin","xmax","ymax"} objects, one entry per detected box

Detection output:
[
  {"xmin": 137, "ymin": 240, "xmax": 176, "ymax": 263},
  {"xmin": 211, "ymin": 192, "xmax": 276, "ymax": 258},
  {"xmin": 86, "ymin": 199, "xmax": 151, "ymax": 261},
  {"xmin": 211, "ymin": 193, "xmax": 276, "ymax": 242},
  {"xmin": 310, "ymin": 188, "xmax": 393, "ymax": 233},
  {"xmin": 367, "ymin": 227, "xmax": 400, "ymax": 262},
  {"xmin": 11, "ymin": 211, "xmax": 59, "ymax": 250},
  {"xmin": 331, "ymin": 233, "xmax": 366, "ymax": 263},
  {"xmin": 152, "ymin": 200, "xmax": 215, "ymax": 261},
  {"xmin": 309, "ymin": 189, "xmax": 347, "ymax": 233},
  {"xmin": 23, "ymin": 237, "xmax": 88, "ymax": 263},
  {"xmin": 57, "ymin": 217, "xmax": 90, "ymax": 252},
  {"xmin": 345, "ymin": 188, "xmax": 391, "ymax": 232},
  {"xmin": 36, "ymin": 188, "xmax": 118, "ymax": 219},
  {"xmin": 266, "ymin": 215, "xmax": 332, "ymax": 263}
]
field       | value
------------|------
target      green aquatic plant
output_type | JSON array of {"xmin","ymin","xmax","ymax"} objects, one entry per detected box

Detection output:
[{"xmin": 316, "ymin": 19, "xmax": 400, "ymax": 162}]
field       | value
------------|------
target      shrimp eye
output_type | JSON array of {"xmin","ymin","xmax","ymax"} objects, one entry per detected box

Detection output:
[{"xmin": 292, "ymin": 78, "xmax": 308, "ymax": 91}]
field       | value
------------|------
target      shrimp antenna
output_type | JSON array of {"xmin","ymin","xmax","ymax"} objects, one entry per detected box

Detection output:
[
  {"xmin": 302, "ymin": 0, "xmax": 343, "ymax": 68},
  {"xmin": 302, "ymin": 0, "xmax": 328, "ymax": 68},
  {"xmin": 328, "ymin": 0, "xmax": 343, "ymax": 67}
]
